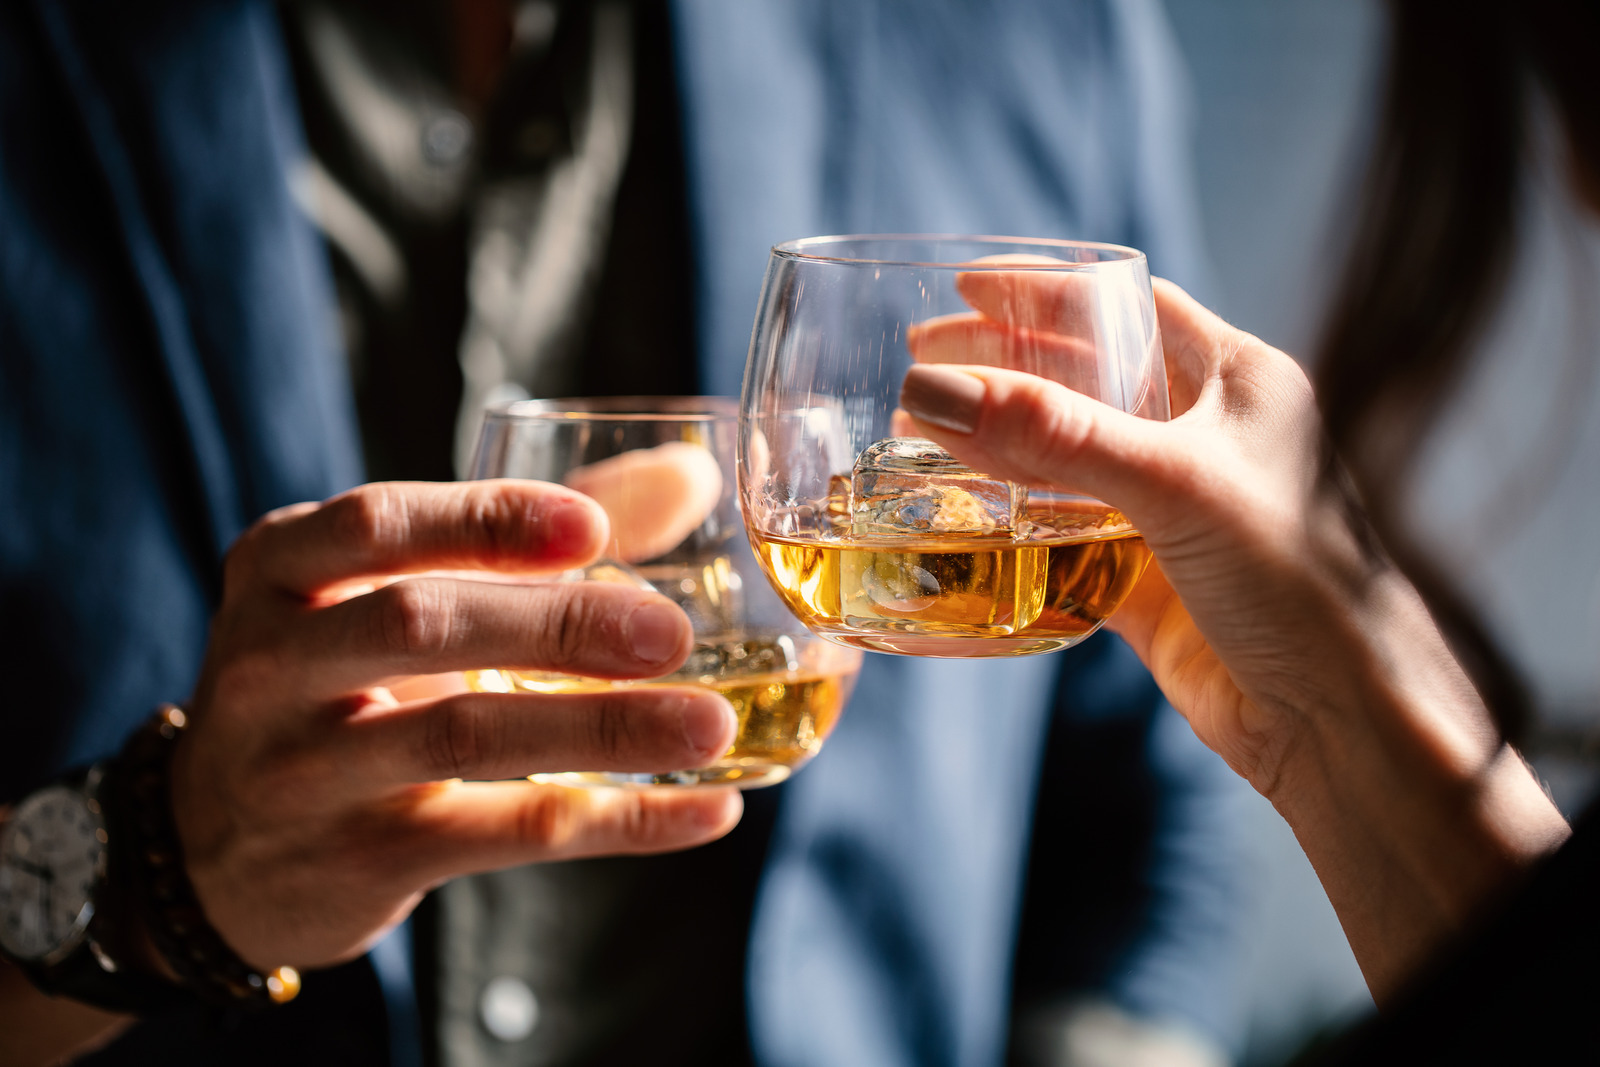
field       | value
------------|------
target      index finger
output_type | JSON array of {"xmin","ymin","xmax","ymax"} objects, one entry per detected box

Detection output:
[
  {"xmin": 904, "ymin": 312, "xmax": 1101, "ymax": 394},
  {"xmin": 905, "ymin": 255, "xmax": 1103, "ymax": 390},
  {"xmin": 952, "ymin": 254, "xmax": 1099, "ymax": 337},
  {"xmin": 230, "ymin": 480, "xmax": 609, "ymax": 597},
  {"xmin": 563, "ymin": 441, "xmax": 724, "ymax": 563}
]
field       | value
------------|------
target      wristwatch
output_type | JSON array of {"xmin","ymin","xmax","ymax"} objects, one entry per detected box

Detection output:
[{"xmin": 0, "ymin": 765, "xmax": 187, "ymax": 1014}]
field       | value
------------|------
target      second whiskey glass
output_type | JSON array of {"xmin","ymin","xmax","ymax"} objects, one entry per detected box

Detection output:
[
  {"xmin": 467, "ymin": 397, "xmax": 862, "ymax": 788},
  {"xmin": 739, "ymin": 236, "xmax": 1166, "ymax": 657}
]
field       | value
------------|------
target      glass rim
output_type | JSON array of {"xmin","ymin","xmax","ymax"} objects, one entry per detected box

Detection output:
[
  {"xmin": 483, "ymin": 396, "xmax": 737, "ymax": 423},
  {"xmin": 769, "ymin": 233, "xmax": 1145, "ymax": 269}
]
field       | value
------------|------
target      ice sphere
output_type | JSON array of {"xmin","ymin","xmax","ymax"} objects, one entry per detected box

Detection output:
[{"xmin": 849, "ymin": 437, "xmax": 1026, "ymax": 537}]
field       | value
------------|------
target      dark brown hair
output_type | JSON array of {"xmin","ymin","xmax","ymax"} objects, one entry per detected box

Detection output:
[{"xmin": 1316, "ymin": 0, "xmax": 1600, "ymax": 739}]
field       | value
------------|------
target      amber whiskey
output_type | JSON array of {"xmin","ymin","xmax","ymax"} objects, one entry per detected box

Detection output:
[
  {"xmin": 750, "ymin": 524, "xmax": 1150, "ymax": 657},
  {"xmin": 468, "ymin": 634, "xmax": 857, "ymax": 788}
]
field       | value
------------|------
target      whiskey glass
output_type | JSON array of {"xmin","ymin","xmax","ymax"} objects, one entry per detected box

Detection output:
[
  {"xmin": 467, "ymin": 397, "xmax": 862, "ymax": 788},
  {"xmin": 739, "ymin": 236, "xmax": 1166, "ymax": 657}
]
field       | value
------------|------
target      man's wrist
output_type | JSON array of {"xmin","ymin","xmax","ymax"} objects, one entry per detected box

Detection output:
[{"xmin": 117, "ymin": 706, "xmax": 301, "ymax": 1008}]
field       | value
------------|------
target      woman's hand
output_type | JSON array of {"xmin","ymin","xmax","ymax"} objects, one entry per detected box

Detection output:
[
  {"xmin": 904, "ymin": 276, "xmax": 1373, "ymax": 791},
  {"xmin": 170, "ymin": 479, "xmax": 742, "ymax": 971},
  {"xmin": 900, "ymin": 278, "xmax": 1568, "ymax": 1000}
]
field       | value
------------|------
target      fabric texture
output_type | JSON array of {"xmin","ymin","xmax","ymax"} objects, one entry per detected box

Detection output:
[
  {"xmin": 0, "ymin": 0, "xmax": 360, "ymax": 798},
  {"xmin": 0, "ymin": 1, "xmax": 376, "ymax": 1061},
  {"xmin": 670, "ymin": 3, "xmax": 1246, "ymax": 1065}
]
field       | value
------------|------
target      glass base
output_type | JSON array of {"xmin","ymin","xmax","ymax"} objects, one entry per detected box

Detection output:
[
  {"xmin": 813, "ymin": 625, "xmax": 1100, "ymax": 658},
  {"xmin": 530, "ymin": 761, "xmax": 793, "ymax": 791}
]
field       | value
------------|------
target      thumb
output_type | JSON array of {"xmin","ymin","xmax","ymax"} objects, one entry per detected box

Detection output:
[{"xmin": 898, "ymin": 363, "xmax": 1187, "ymax": 521}]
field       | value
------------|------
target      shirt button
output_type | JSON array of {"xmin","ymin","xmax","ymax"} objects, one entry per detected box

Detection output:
[
  {"xmin": 422, "ymin": 112, "xmax": 472, "ymax": 166},
  {"xmin": 478, "ymin": 975, "xmax": 540, "ymax": 1042}
]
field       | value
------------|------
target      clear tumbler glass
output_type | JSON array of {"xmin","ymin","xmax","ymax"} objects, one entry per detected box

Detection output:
[
  {"xmin": 467, "ymin": 397, "xmax": 862, "ymax": 788},
  {"xmin": 739, "ymin": 236, "xmax": 1166, "ymax": 657}
]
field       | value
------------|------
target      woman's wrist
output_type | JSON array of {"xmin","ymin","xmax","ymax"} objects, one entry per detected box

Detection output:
[
  {"xmin": 1272, "ymin": 738, "xmax": 1565, "ymax": 1002},
  {"xmin": 1260, "ymin": 571, "xmax": 1568, "ymax": 1000}
]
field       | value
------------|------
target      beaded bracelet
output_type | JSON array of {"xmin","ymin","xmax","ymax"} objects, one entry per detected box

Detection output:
[{"xmin": 117, "ymin": 704, "xmax": 301, "ymax": 1009}]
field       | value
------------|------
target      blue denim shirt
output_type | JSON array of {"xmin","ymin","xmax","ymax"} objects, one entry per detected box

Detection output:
[
  {"xmin": 0, "ymin": 0, "xmax": 360, "ymax": 799},
  {"xmin": 1, "ymin": 2, "xmax": 378, "ymax": 1060}
]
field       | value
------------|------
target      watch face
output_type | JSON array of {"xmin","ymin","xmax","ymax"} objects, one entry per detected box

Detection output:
[{"xmin": 0, "ymin": 784, "xmax": 104, "ymax": 962}]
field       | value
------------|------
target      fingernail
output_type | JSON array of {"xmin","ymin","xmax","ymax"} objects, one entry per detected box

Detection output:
[
  {"xmin": 680, "ymin": 693, "xmax": 735, "ymax": 757},
  {"xmin": 626, "ymin": 600, "xmax": 685, "ymax": 664},
  {"xmin": 901, "ymin": 365, "xmax": 985, "ymax": 433}
]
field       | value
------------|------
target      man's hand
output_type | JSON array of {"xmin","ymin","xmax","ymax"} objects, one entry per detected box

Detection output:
[{"xmin": 169, "ymin": 480, "xmax": 741, "ymax": 971}]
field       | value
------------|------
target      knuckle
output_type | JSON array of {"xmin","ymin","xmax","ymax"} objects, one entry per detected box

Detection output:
[
  {"xmin": 208, "ymin": 646, "xmax": 283, "ymax": 706},
  {"xmin": 1033, "ymin": 393, "xmax": 1091, "ymax": 462},
  {"xmin": 463, "ymin": 487, "xmax": 531, "ymax": 558},
  {"xmin": 221, "ymin": 529, "xmax": 263, "ymax": 596},
  {"xmin": 250, "ymin": 742, "xmax": 323, "ymax": 805},
  {"xmin": 331, "ymin": 485, "xmax": 406, "ymax": 553},
  {"xmin": 513, "ymin": 791, "xmax": 580, "ymax": 851},
  {"xmin": 332, "ymin": 812, "xmax": 414, "ymax": 882},
  {"xmin": 619, "ymin": 795, "xmax": 662, "ymax": 843},
  {"xmin": 1263, "ymin": 346, "xmax": 1316, "ymax": 407},
  {"xmin": 422, "ymin": 698, "xmax": 489, "ymax": 779},
  {"xmin": 221, "ymin": 501, "xmax": 321, "ymax": 597},
  {"xmin": 537, "ymin": 590, "xmax": 597, "ymax": 670},
  {"xmin": 588, "ymin": 692, "xmax": 646, "ymax": 764},
  {"xmin": 375, "ymin": 580, "xmax": 452, "ymax": 658}
]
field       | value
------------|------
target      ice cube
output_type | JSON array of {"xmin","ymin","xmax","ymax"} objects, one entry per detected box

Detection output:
[
  {"xmin": 824, "ymin": 474, "xmax": 853, "ymax": 535},
  {"xmin": 636, "ymin": 554, "xmax": 744, "ymax": 633},
  {"xmin": 849, "ymin": 437, "xmax": 1026, "ymax": 537},
  {"xmin": 670, "ymin": 633, "xmax": 800, "ymax": 682}
]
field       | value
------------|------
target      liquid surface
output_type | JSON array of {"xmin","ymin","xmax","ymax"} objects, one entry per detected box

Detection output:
[{"xmin": 751, "ymin": 527, "xmax": 1151, "ymax": 657}]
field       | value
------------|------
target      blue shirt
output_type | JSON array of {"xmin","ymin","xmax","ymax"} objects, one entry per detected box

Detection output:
[
  {"xmin": 2, "ymin": 3, "xmax": 381, "ymax": 1061},
  {"xmin": 0, "ymin": 1, "xmax": 359, "ymax": 793},
  {"xmin": 673, "ymin": 3, "xmax": 1244, "ymax": 1064}
]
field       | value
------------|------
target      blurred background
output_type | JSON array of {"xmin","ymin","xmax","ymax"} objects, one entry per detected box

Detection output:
[{"xmin": 1165, "ymin": 3, "xmax": 1380, "ymax": 1062}]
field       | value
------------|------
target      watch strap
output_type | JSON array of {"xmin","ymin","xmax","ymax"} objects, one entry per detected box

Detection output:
[
  {"xmin": 4, "ymin": 765, "xmax": 193, "ymax": 1016},
  {"xmin": 25, "ymin": 933, "xmax": 192, "ymax": 1016},
  {"xmin": 6, "ymin": 707, "xmax": 302, "ymax": 1015}
]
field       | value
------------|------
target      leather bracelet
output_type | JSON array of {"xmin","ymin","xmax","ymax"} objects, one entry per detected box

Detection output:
[{"xmin": 117, "ymin": 704, "xmax": 301, "ymax": 1009}]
